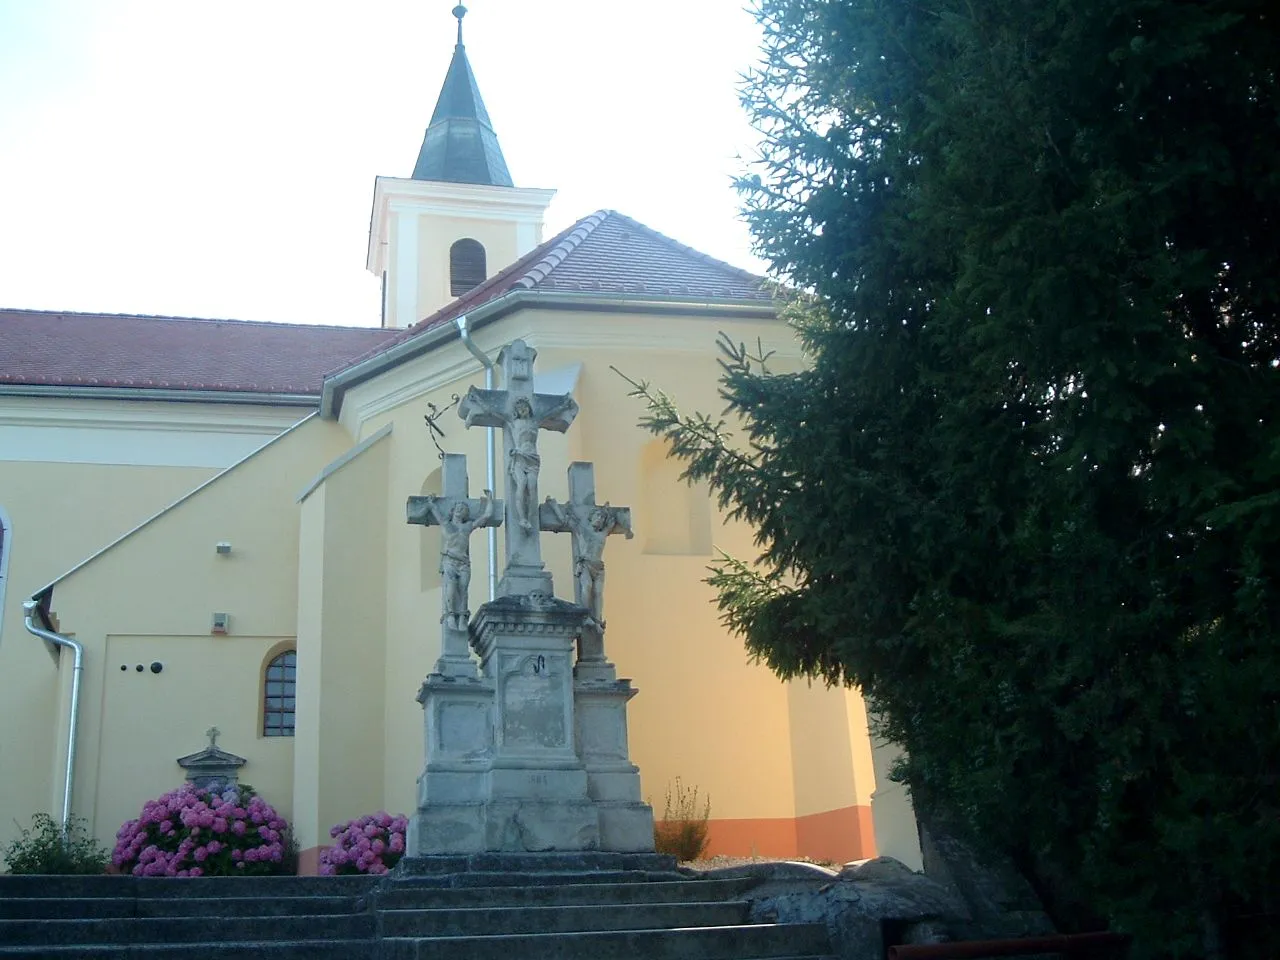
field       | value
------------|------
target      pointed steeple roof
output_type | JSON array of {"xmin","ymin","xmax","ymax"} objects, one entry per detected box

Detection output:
[{"xmin": 411, "ymin": 5, "xmax": 514, "ymax": 187}]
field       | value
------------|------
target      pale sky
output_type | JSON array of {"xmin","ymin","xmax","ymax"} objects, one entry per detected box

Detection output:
[{"xmin": 0, "ymin": 1, "xmax": 769, "ymax": 327}]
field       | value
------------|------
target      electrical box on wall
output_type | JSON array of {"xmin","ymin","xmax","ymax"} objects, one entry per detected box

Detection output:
[
  {"xmin": 215, "ymin": 542, "xmax": 232, "ymax": 555},
  {"xmin": 211, "ymin": 612, "xmax": 230, "ymax": 635}
]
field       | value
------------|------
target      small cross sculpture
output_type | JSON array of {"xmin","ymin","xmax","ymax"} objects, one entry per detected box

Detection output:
[
  {"xmin": 407, "ymin": 454, "xmax": 502, "ymax": 671},
  {"xmin": 541, "ymin": 462, "xmax": 633, "ymax": 648},
  {"xmin": 206, "ymin": 726, "xmax": 220, "ymax": 750}
]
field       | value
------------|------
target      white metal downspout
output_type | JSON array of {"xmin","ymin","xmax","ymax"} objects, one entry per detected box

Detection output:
[
  {"xmin": 455, "ymin": 315, "xmax": 498, "ymax": 602},
  {"xmin": 23, "ymin": 600, "xmax": 83, "ymax": 830}
]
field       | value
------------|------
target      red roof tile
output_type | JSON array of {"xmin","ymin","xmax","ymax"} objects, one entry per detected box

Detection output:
[
  {"xmin": 0, "ymin": 310, "xmax": 397, "ymax": 396},
  {"xmin": 340, "ymin": 209, "xmax": 775, "ymax": 369},
  {"xmin": 0, "ymin": 212, "xmax": 774, "ymax": 399}
]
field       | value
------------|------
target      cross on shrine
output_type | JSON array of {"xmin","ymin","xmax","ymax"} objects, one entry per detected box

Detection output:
[
  {"xmin": 540, "ymin": 462, "xmax": 633, "ymax": 660},
  {"xmin": 407, "ymin": 453, "xmax": 501, "ymax": 673},
  {"xmin": 205, "ymin": 726, "xmax": 220, "ymax": 749},
  {"xmin": 458, "ymin": 340, "xmax": 578, "ymax": 597}
]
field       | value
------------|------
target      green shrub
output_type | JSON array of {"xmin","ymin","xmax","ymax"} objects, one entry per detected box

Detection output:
[
  {"xmin": 5, "ymin": 814, "xmax": 109, "ymax": 875},
  {"xmin": 653, "ymin": 778, "xmax": 711, "ymax": 862}
]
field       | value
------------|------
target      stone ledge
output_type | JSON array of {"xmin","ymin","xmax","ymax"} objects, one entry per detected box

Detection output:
[{"xmin": 394, "ymin": 851, "xmax": 677, "ymax": 877}]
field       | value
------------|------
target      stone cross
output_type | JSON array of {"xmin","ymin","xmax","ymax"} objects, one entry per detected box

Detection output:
[
  {"xmin": 458, "ymin": 340, "xmax": 578, "ymax": 597},
  {"xmin": 206, "ymin": 726, "xmax": 220, "ymax": 749},
  {"xmin": 540, "ymin": 462, "xmax": 633, "ymax": 663},
  {"xmin": 407, "ymin": 453, "xmax": 501, "ymax": 675}
]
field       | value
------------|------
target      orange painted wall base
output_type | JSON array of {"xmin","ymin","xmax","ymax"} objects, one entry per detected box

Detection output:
[
  {"xmin": 700, "ymin": 804, "xmax": 875, "ymax": 864},
  {"xmin": 297, "ymin": 845, "xmax": 322, "ymax": 876},
  {"xmin": 299, "ymin": 804, "xmax": 874, "ymax": 872}
]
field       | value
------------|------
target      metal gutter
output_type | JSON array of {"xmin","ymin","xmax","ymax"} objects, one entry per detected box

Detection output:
[
  {"xmin": 296, "ymin": 423, "xmax": 394, "ymax": 503},
  {"xmin": 319, "ymin": 288, "xmax": 777, "ymax": 420},
  {"xmin": 0, "ymin": 384, "xmax": 318, "ymax": 407},
  {"xmin": 455, "ymin": 315, "xmax": 498, "ymax": 601},
  {"xmin": 23, "ymin": 600, "xmax": 83, "ymax": 830}
]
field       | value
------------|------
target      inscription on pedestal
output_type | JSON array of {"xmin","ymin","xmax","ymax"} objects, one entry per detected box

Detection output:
[{"xmin": 502, "ymin": 654, "xmax": 567, "ymax": 749}]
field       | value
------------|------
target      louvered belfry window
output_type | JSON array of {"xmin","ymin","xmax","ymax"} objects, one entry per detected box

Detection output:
[
  {"xmin": 450, "ymin": 238, "xmax": 486, "ymax": 296},
  {"xmin": 263, "ymin": 650, "xmax": 296, "ymax": 737}
]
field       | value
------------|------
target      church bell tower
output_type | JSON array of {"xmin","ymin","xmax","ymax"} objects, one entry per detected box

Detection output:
[{"xmin": 367, "ymin": 4, "xmax": 555, "ymax": 329}]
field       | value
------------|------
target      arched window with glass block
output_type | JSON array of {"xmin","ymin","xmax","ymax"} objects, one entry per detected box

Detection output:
[{"xmin": 262, "ymin": 650, "xmax": 296, "ymax": 737}]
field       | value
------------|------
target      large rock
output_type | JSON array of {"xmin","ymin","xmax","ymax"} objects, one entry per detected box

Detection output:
[{"xmin": 696, "ymin": 854, "xmax": 1052, "ymax": 960}]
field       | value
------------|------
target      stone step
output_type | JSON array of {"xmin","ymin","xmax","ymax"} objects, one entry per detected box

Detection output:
[
  {"xmin": 379, "ymin": 899, "xmax": 750, "ymax": 937},
  {"xmin": 0, "ymin": 942, "xmax": 379, "ymax": 959},
  {"xmin": 394, "ymin": 852, "xmax": 678, "ymax": 874},
  {"xmin": 375, "ymin": 876, "xmax": 757, "ymax": 909},
  {"xmin": 0, "ymin": 913, "xmax": 376, "ymax": 947},
  {"xmin": 381, "ymin": 921, "xmax": 832, "ymax": 960},
  {"xmin": 387, "ymin": 868, "xmax": 677, "ymax": 888},
  {"xmin": 0, "ymin": 875, "xmax": 374, "ymax": 899},
  {"xmin": 0, "ymin": 895, "xmax": 365, "ymax": 921}
]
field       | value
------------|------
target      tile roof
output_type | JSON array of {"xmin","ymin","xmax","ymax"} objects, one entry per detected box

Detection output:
[
  {"xmin": 0, "ymin": 212, "xmax": 774, "ymax": 401},
  {"xmin": 351, "ymin": 209, "xmax": 775, "ymax": 366},
  {"xmin": 0, "ymin": 310, "xmax": 397, "ymax": 396}
]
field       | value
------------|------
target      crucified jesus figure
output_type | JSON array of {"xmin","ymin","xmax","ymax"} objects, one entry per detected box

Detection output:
[
  {"xmin": 422, "ymin": 490, "xmax": 496, "ymax": 630},
  {"xmin": 508, "ymin": 397, "xmax": 540, "ymax": 532},
  {"xmin": 543, "ymin": 499, "xmax": 632, "ymax": 629}
]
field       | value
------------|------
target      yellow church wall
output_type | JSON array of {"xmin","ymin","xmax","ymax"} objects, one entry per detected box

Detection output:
[
  {"xmin": 0, "ymin": 459, "xmax": 216, "ymax": 852},
  {"xmin": 291, "ymin": 430, "xmax": 390, "ymax": 866},
  {"xmin": 37, "ymin": 416, "xmax": 353, "ymax": 850},
  {"xmin": 530, "ymin": 323, "xmax": 878, "ymax": 861},
  {"xmin": 336, "ymin": 307, "xmax": 881, "ymax": 862},
  {"xmin": 413, "ymin": 213, "xmax": 524, "ymax": 320}
]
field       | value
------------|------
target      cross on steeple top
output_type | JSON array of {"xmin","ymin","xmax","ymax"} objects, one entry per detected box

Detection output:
[{"xmin": 453, "ymin": 4, "xmax": 467, "ymax": 45}]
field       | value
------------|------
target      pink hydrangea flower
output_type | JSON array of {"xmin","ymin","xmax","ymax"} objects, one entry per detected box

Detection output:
[
  {"xmin": 319, "ymin": 811, "xmax": 408, "ymax": 876},
  {"xmin": 111, "ymin": 783, "xmax": 291, "ymax": 878}
]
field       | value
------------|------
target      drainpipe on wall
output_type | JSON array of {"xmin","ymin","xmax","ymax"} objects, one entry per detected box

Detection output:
[
  {"xmin": 23, "ymin": 599, "xmax": 83, "ymax": 831},
  {"xmin": 454, "ymin": 315, "xmax": 498, "ymax": 602}
]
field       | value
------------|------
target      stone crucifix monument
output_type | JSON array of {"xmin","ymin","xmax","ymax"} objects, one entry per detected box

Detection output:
[{"xmin": 406, "ymin": 340, "xmax": 655, "ymax": 856}]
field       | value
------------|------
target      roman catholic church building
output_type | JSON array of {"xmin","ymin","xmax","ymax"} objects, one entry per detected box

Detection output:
[{"xmin": 0, "ymin": 12, "xmax": 919, "ymax": 873}]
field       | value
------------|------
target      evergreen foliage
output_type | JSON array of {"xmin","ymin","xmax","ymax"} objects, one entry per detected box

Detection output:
[{"xmin": 624, "ymin": 1, "xmax": 1280, "ymax": 955}]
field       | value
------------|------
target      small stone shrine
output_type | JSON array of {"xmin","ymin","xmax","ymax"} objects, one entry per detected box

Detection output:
[
  {"xmin": 176, "ymin": 726, "xmax": 246, "ymax": 792},
  {"xmin": 405, "ymin": 340, "xmax": 654, "ymax": 854}
]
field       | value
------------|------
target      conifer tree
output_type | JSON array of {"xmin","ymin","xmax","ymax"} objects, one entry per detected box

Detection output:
[{"xmin": 626, "ymin": 2, "xmax": 1280, "ymax": 955}]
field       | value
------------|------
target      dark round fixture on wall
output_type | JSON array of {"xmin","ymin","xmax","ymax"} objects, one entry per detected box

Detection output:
[
  {"xmin": 135, "ymin": 664, "xmax": 144, "ymax": 672},
  {"xmin": 119, "ymin": 664, "xmax": 127, "ymax": 671},
  {"xmin": 150, "ymin": 662, "xmax": 163, "ymax": 674}
]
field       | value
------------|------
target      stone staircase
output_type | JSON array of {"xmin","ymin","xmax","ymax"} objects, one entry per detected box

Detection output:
[{"xmin": 0, "ymin": 858, "xmax": 836, "ymax": 959}]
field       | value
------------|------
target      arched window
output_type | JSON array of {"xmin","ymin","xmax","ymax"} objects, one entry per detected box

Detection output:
[
  {"xmin": 0, "ymin": 508, "xmax": 10, "ymax": 648},
  {"xmin": 450, "ymin": 238, "xmax": 486, "ymax": 296},
  {"xmin": 262, "ymin": 650, "xmax": 296, "ymax": 737}
]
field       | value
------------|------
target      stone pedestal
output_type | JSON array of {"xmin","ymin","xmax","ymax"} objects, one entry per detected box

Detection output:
[
  {"xmin": 575, "ymin": 663, "xmax": 655, "ymax": 852},
  {"xmin": 408, "ymin": 672, "xmax": 493, "ymax": 855},
  {"xmin": 471, "ymin": 595, "xmax": 601, "ymax": 851}
]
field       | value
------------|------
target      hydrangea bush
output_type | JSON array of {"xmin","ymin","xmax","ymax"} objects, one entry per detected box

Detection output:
[
  {"xmin": 112, "ymin": 783, "xmax": 291, "ymax": 877},
  {"xmin": 318, "ymin": 812, "xmax": 408, "ymax": 875}
]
